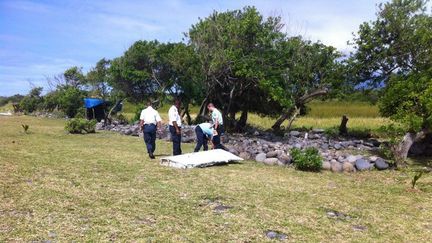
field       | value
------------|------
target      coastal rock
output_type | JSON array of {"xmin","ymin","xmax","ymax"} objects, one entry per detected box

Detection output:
[{"xmin": 255, "ymin": 153, "xmax": 267, "ymax": 163}]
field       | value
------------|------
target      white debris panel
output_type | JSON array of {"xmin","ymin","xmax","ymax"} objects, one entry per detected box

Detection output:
[{"xmin": 160, "ymin": 149, "xmax": 243, "ymax": 169}]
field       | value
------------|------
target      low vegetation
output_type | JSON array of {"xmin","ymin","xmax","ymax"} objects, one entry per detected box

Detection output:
[
  {"xmin": 65, "ymin": 118, "xmax": 96, "ymax": 134},
  {"xmin": 291, "ymin": 147, "xmax": 323, "ymax": 172}
]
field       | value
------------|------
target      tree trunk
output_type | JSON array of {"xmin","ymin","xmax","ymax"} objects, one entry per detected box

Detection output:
[
  {"xmin": 272, "ymin": 111, "xmax": 291, "ymax": 131},
  {"xmin": 236, "ymin": 110, "xmax": 248, "ymax": 132},
  {"xmin": 181, "ymin": 103, "xmax": 192, "ymax": 125},
  {"xmin": 392, "ymin": 129, "xmax": 428, "ymax": 167},
  {"xmin": 339, "ymin": 115, "xmax": 349, "ymax": 135},
  {"xmin": 286, "ymin": 106, "xmax": 300, "ymax": 131},
  {"xmin": 272, "ymin": 88, "xmax": 329, "ymax": 131}
]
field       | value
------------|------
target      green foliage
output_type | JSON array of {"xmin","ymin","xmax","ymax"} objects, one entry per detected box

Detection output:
[
  {"xmin": 349, "ymin": 0, "xmax": 431, "ymax": 85},
  {"xmin": 379, "ymin": 73, "xmax": 432, "ymax": 132},
  {"xmin": 21, "ymin": 124, "xmax": 29, "ymax": 133},
  {"xmin": 324, "ymin": 127, "xmax": 339, "ymax": 138},
  {"xmin": 64, "ymin": 66, "xmax": 86, "ymax": 88},
  {"xmin": 131, "ymin": 104, "xmax": 145, "ymax": 124},
  {"xmin": 19, "ymin": 87, "xmax": 44, "ymax": 114},
  {"xmin": 65, "ymin": 118, "xmax": 96, "ymax": 134},
  {"xmin": 291, "ymin": 147, "xmax": 322, "ymax": 172},
  {"xmin": 411, "ymin": 171, "xmax": 424, "ymax": 189},
  {"xmin": 86, "ymin": 58, "xmax": 111, "ymax": 99},
  {"xmin": 46, "ymin": 86, "xmax": 86, "ymax": 118}
]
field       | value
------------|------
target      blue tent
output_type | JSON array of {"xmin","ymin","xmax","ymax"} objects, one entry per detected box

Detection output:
[{"xmin": 84, "ymin": 98, "xmax": 105, "ymax": 108}]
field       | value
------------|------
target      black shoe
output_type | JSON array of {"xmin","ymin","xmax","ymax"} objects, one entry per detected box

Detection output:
[{"xmin": 149, "ymin": 153, "xmax": 155, "ymax": 159}]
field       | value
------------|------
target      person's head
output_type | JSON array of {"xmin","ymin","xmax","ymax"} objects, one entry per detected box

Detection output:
[
  {"xmin": 146, "ymin": 99, "xmax": 153, "ymax": 107},
  {"xmin": 173, "ymin": 98, "xmax": 181, "ymax": 109},
  {"xmin": 207, "ymin": 103, "xmax": 215, "ymax": 112}
]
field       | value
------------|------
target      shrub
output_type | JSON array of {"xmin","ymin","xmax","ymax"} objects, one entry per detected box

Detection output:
[
  {"xmin": 291, "ymin": 147, "xmax": 322, "ymax": 172},
  {"xmin": 21, "ymin": 124, "xmax": 29, "ymax": 133},
  {"xmin": 65, "ymin": 118, "xmax": 96, "ymax": 134}
]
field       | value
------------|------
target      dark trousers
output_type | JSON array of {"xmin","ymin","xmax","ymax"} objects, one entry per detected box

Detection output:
[
  {"xmin": 212, "ymin": 125, "xmax": 227, "ymax": 150},
  {"xmin": 169, "ymin": 125, "xmax": 182, "ymax": 155},
  {"xmin": 143, "ymin": 124, "xmax": 156, "ymax": 154},
  {"xmin": 194, "ymin": 126, "xmax": 208, "ymax": 152}
]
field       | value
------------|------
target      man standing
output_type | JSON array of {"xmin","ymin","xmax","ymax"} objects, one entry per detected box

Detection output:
[
  {"xmin": 139, "ymin": 100, "xmax": 162, "ymax": 159},
  {"xmin": 194, "ymin": 122, "xmax": 214, "ymax": 152},
  {"xmin": 168, "ymin": 99, "xmax": 182, "ymax": 155},
  {"xmin": 207, "ymin": 103, "xmax": 227, "ymax": 150}
]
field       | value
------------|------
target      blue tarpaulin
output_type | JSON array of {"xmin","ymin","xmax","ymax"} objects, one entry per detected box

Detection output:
[{"xmin": 84, "ymin": 98, "xmax": 105, "ymax": 108}]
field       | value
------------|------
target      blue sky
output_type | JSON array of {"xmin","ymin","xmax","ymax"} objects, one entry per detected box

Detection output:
[{"xmin": 0, "ymin": 0, "xmax": 384, "ymax": 96}]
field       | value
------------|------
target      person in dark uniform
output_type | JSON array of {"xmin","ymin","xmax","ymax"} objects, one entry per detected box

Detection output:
[{"xmin": 139, "ymin": 100, "xmax": 162, "ymax": 159}]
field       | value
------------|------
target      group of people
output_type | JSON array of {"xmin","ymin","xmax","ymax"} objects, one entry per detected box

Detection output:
[{"xmin": 139, "ymin": 99, "xmax": 226, "ymax": 159}]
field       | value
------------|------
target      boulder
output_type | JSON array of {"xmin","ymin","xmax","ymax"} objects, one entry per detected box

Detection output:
[
  {"xmin": 369, "ymin": 156, "xmax": 378, "ymax": 162},
  {"xmin": 355, "ymin": 159, "xmax": 372, "ymax": 171},
  {"xmin": 228, "ymin": 147, "xmax": 239, "ymax": 156},
  {"xmin": 277, "ymin": 159, "xmax": 287, "ymax": 166},
  {"xmin": 263, "ymin": 158, "xmax": 278, "ymax": 166},
  {"xmin": 322, "ymin": 161, "xmax": 331, "ymax": 170},
  {"xmin": 312, "ymin": 128, "xmax": 325, "ymax": 133},
  {"xmin": 331, "ymin": 161, "xmax": 343, "ymax": 172},
  {"xmin": 278, "ymin": 154, "xmax": 292, "ymax": 164},
  {"xmin": 255, "ymin": 153, "xmax": 267, "ymax": 163},
  {"xmin": 266, "ymin": 150, "xmax": 279, "ymax": 158},
  {"xmin": 374, "ymin": 158, "xmax": 389, "ymax": 170},
  {"xmin": 290, "ymin": 131, "xmax": 301, "ymax": 137},
  {"xmin": 342, "ymin": 162, "xmax": 355, "ymax": 173},
  {"xmin": 346, "ymin": 155, "xmax": 357, "ymax": 164},
  {"xmin": 333, "ymin": 144, "xmax": 342, "ymax": 150},
  {"xmin": 239, "ymin": 152, "xmax": 251, "ymax": 160}
]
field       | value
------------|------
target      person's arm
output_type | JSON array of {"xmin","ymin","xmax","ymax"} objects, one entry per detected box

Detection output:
[
  {"xmin": 213, "ymin": 112, "xmax": 219, "ymax": 130},
  {"xmin": 172, "ymin": 121, "xmax": 180, "ymax": 134},
  {"xmin": 139, "ymin": 119, "xmax": 144, "ymax": 131}
]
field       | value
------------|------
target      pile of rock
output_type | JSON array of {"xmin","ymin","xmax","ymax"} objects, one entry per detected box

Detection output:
[
  {"xmin": 224, "ymin": 130, "xmax": 390, "ymax": 173},
  {"xmin": 98, "ymin": 121, "xmax": 391, "ymax": 172},
  {"xmin": 96, "ymin": 121, "xmax": 197, "ymax": 143}
]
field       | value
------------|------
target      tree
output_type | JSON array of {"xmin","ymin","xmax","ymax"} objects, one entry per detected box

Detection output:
[
  {"xmin": 188, "ymin": 6, "xmax": 284, "ymax": 130},
  {"xmin": 262, "ymin": 37, "xmax": 343, "ymax": 130},
  {"xmin": 350, "ymin": 0, "xmax": 432, "ymax": 166},
  {"xmin": 86, "ymin": 58, "xmax": 111, "ymax": 99},
  {"xmin": 63, "ymin": 66, "xmax": 86, "ymax": 88},
  {"xmin": 109, "ymin": 40, "xmax": 172, "ymax": 103},
  {"xmin": 20, "ymin": 87, "xmax": 44, "ymax": 114}
]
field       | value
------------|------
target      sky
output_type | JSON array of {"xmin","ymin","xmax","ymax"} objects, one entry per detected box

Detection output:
[{"xmin": 0, "ymin": 0, "xmax": 384, "ymax": 96}]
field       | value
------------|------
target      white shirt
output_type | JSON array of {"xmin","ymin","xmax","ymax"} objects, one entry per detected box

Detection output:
[
  {"xmin": 140, "ymin": 106, "xmax": 162, "ymax": 125},
  {"xmin": 211, "ymin": 108, "xmax": 223, "ymax": 125},
  {"xmin": 168, "ymin": 105, "xmax": 182, "ymax": 127}
]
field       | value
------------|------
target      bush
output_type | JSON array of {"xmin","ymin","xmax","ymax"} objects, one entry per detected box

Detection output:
[
  {"xmin": 291, "ymin": 147, "xmax": 322, "ymax": 172},
  {"xmin": 65, "ymin": 118, "xmax": 97, "ymax": 134}
]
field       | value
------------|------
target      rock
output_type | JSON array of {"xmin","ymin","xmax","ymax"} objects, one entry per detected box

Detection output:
[
  {"xmin": 369, "ymin": 156, "xmax": 378, "ymax": 162},
  {"xmin": 312, "ymin": 128, "xmax": 325, "ymax": 133},
  {"xmin": 228, "ymin": 147, "xmax": 239, "ymax": 156},
  {"xmin": 333, "ymin": 143, "xmax": 342, "ymax": 150},
  {"xmin": 263, "ymin": 158, "xmax": 279, "ymax": 166},
  {"xmin": 255, "ymin": 153, "xmax": 267, "ymax": 163},
  {"xmin": 322, "ymin": 161, "xmax": 331, "ymax": 170},
  {"xmin": 277, "ymin": 160, "xmax": 287, "ymax": 166},
  {"xmin": 266, "ymin": 150, "xmax": 279, "ymax": 158},
  {"xmin": 265, "ymin": 230, "xmax": 288, "ymax": 241},
  {"xmin": 278, "ymin": 154, "xmax": 292, "ymax": 164},
  {"xmin": 374, "ymin": 158, "xmax": 389, "ymax": 170},
  {"xmin": 331, "ymin": 161, "xmax": 343, "ymax": 172},
  {"xmin": 346, "ymin": 155, "xmax": 357, "ymax": 164},
  {"xmin": 290, "ymin": 131, "xmax": 301, "ymax": 137},
  {"xmin": 355, "ymin": 158, "xmax": 372, "ymax": 171},
  {"xmin": 342, "ymin": 162, "xmax": 355, "ymax": 172},
  {"xmin": 239, "ymin": 152, "xmax": 251, "ymax": 160},
  {"xmin": 294, "ymin": 143, "xmax": 302, "ymax": 149},
  {"xmin": 321, "ymin": 144, "xmax": 329, "ymax": 151}
]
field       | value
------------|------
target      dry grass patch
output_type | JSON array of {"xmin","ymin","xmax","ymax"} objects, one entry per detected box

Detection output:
[{"xmin": 1, "ymin": 116, "xmax": 431, "ymax": 242}]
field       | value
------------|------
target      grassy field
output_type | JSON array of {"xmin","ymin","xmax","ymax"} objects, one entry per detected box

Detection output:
[
  {"xmin": 121, "ymin": 101, "xmax": 389, "ymax": 131},
  {"xmin": 1, "ymin": 116, "xmax": 431, "ymax": 242}
]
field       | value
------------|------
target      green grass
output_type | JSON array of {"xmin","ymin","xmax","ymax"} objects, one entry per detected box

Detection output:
[{"xmin": 1, "ymin": 116, "xmax": 432, "ymax": 241}]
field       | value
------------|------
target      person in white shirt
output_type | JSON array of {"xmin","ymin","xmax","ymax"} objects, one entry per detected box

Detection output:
[
  {"xmin": 207, "ymin": 103, "xmax": 227, "ymax": 150},
  {"xmin": 139, "ymin": 100, "xmax": 162, "ymax": 159},
  {"xmin": 168, "ymin": 99, "xmax": 182, "ymax": 155}
]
